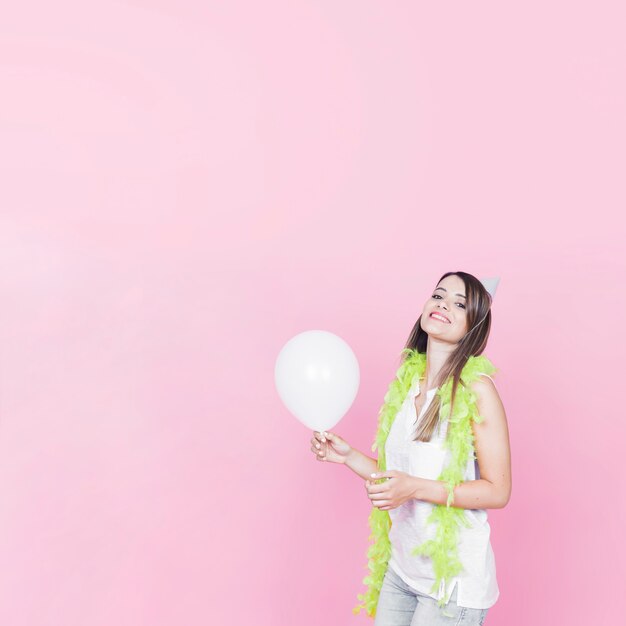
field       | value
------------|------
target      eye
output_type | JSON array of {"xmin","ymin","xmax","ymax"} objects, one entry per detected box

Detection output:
[{"xmin": 432, "ymin": 294, "xmax": 466, "ymax": 309}]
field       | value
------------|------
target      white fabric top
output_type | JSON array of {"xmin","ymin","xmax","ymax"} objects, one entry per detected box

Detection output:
[{"xmin": 384, "ymin": 374, "xmax": 500, "ymax": 609}]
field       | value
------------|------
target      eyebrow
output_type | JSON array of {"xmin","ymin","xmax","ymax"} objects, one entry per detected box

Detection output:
[{"xmin": 434, "ymin": 287, "xmax": 466, "ymax": 299}]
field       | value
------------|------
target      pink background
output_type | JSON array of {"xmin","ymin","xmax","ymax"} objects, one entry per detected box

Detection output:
[{"xmin": 1, "ymin": 1, "xmax": 624, "ymax": 625}]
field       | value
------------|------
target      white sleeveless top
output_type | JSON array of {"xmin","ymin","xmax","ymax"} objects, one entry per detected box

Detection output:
[{"xmin": 384, "ymin": 374, "xmax": 500, "ymax": 609}]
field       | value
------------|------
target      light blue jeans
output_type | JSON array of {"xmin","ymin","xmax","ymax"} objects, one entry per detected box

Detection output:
[{"xmin": 374, "ymin": 567, "xmax": 489, "ymax": 626}]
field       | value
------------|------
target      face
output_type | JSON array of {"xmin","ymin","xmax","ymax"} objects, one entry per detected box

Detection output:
[{"xmin": 419, "ymin": 274, "xmax": 469, "ymax": 343}]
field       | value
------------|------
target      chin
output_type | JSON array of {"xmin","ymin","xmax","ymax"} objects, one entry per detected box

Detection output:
[{"xmin": 425, "ymin": 320, "xmax": 452, "ymax": 331}]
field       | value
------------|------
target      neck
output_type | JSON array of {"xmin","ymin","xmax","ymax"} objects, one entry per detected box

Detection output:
[{"xmin": 424, "ymin": 336, "xmax": 458, "ymax": 388}]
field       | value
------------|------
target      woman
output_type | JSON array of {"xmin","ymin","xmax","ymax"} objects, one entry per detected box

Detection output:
[{"xmin": 310, "ymin": 271, "xmax": 511, "ymax": 625}]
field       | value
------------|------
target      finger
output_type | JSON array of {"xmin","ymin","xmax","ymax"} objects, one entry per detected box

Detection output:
[
  {"xmin": 310, "ymin": 438, "xmax": 322, "ymax": 450},
  {"xmin": 313, "ymin": 432, "xmax": 325, "ymax": 443},
  {"xmin": 366, "ymin": 482, "xmax": 389, "ymax": 494},
  {"xmin": 369, "ymin": 471, "xmax": 388, "ymax": 479},
  {"xmin": 373, "ymin": 500, "xmax": 392, "ymax": 508},
  {"xmin": 371, "ymin": 471, "xmax": 393, "ymax": 480},
  {"xmin": 311, "ymin": 445, "xmax": 325, "ymax": 458},
  {"xmin": 368, "ymin": 492, "xmax": 389, "ymax": 501}
]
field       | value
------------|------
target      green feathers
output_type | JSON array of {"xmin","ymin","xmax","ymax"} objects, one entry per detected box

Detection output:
[{"xmin": 352, "ymin": 349, "xmax": 496, "ymax": 617}]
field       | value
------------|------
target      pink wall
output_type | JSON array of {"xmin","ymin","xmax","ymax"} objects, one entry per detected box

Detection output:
[{"xmin": 1, "ymin": 1, "xmax": 624, "ymax": 624}]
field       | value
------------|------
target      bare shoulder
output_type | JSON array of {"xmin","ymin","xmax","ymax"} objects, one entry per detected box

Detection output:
[
  {"xmin": 470, "ymin": 376, "xmax": 507, "ymax": 430},
  {"xmin": 469, "ymin": 374, "xmax": 505, "ymax": 416}
]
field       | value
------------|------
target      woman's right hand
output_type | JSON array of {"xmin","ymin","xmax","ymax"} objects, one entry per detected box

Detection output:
[{"xmin": 310, "ymin": 431, "xmax": 352, "ymax": 464}]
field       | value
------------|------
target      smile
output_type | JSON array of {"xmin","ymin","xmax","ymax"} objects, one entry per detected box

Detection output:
[{"xmin": 430, "ymin": 313, "xmax": 451, "ymax": 323}]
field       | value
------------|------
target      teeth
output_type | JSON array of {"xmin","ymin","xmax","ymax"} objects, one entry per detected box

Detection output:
[{"xmin": 431, "ymin": 314, "xmax": 449, "ymax": 323}]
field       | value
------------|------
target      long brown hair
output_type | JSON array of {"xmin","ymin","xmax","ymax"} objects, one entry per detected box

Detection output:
[{"xmin": 403, "ymin": 271, "xmax": 493, "ymax": 442}]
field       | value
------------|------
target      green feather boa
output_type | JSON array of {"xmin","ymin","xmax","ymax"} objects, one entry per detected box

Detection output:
[{"xmin": 352, "ymin": 348, "xmax": 496, "ymax": 617}]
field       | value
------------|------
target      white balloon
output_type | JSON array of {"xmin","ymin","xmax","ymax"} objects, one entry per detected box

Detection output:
[{"xmin": 274, "ymin": 330, "xmax": 360, "ymax": 431}]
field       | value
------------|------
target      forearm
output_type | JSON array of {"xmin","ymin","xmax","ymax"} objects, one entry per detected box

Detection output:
[
  {"xmin": 344, "ymin": 448, "xmax": 378, "ymax": 480},
  {"xmin": 412, "ymin": 477, "xmax": 508, "ymax": 510}
]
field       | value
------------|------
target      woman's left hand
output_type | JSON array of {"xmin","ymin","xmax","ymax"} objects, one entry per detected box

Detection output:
[{"xmin": 365, "ymin": 470, "xmax": 420, "ymax": 511}]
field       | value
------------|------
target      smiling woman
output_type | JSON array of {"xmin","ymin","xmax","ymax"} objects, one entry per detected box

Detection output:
[
  {"xmin": 405, "ymin": 273, "xmax": 494, "ymax": 444},
  {"xmin": 310, "ymin": 271, "xmax": 511, "ymax": 624}
]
